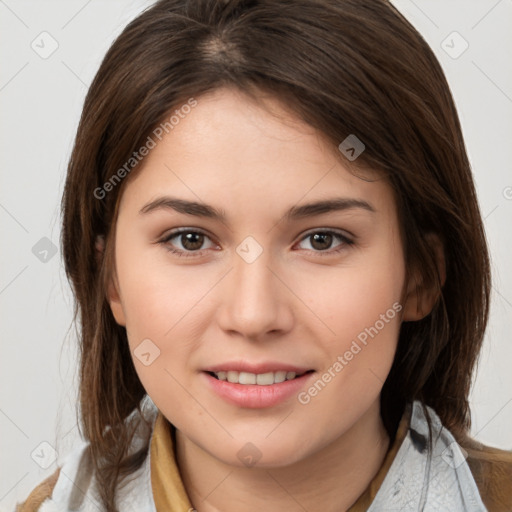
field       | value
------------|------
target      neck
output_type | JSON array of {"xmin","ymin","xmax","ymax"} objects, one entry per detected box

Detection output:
[{"xmin": 175, "ymin": 398, "xmax": 391, "ymax": 512}]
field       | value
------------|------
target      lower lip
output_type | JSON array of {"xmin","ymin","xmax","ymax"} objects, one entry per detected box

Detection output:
[{"xmin": 202, "ymin": 371, "xmax": 315, "ymax": 408}]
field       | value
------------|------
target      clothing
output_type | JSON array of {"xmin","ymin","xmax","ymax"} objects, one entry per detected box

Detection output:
[{"xmin": 16, "ymin": 397, "xmax": 512, "ymax": 511}]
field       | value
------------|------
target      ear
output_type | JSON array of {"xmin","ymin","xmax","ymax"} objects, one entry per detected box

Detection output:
[
  {"xmin": 402, "ymin": 233, "xmax": 446, "ymax": 321},
  {"xmin": 95, "ymin": 234, "xmax": 126, "ymax": 326}
]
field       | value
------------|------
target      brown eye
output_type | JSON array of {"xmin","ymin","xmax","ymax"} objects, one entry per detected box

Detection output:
[
  {"xmin": 310, "ymin": 232, "xmax": 334, "ymax": 251},
  {"xmin": 160, "ymin": 229, "xmax": 217, "ymax": 257},
  {"xmin": 297, "ymin": 230, "xmax": 354, "ymax": 255},
  {"xmin": 179, "ymin": 232, "xmax": 205, "ymax": 251}
]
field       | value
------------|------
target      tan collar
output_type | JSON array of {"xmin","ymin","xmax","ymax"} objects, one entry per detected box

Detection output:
[{"xmin": 150, "ymin": 412, "xmax": 194, "ymax": 511}]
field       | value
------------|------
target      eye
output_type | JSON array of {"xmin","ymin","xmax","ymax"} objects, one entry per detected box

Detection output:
[
  {"xmin": 158, "ymin": 228, "xmax": 354, "ymax": 259},
  {"xmin": 159, "ymin": 228, "xmax": 217, "ymax": 257},
  {"xmin": 296, "ymin": 230, "xmax": 354, "ymax": 255}
]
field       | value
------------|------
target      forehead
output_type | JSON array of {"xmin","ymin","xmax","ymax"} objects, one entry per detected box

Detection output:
[{"xmin": 117, "ymin": 87, "xmax": 397, "ymax": 223}]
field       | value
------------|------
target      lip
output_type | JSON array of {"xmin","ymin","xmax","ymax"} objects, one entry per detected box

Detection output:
[
  {"xmin": 203, "ymin": 361, "xmax": 313, "ymax": 374},
  {"xmin": 202, "ymin": 370, "xmax": 315, "ymax": 409}
]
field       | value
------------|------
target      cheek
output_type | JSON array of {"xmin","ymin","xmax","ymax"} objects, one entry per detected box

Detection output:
[
  {"xmin": 115, "ymin": 240, "xmax": 206, "ymax": 338},
  {"xmin": 308, "ymin": 242, "xmax": 404, "ymax": 381},
  {"xmin": 112, "ymin": 240, "xmax": 190, "ymax": 381},
  {"xmin": 294, "ymin": 268, "xmax": 403, "ymax": 443},
  {"xmin": 312, "ymin": 261, "xmax": 403, "ymax": 342}
]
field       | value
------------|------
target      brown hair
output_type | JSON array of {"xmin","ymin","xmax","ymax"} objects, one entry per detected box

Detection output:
[{"xmin": 61, "ymin": 0, "xmax": 490, "ymax": 509}]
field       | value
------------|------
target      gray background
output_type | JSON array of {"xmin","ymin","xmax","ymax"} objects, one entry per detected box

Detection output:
[{"xmin": 1, "ymin": 0, "xmax": 511, "ymax": 508}]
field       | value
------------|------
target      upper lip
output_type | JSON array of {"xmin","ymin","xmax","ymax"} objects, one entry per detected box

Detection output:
[{"xmin": 203, "ymin": 361, "xmax": 313, "ymax": 374}]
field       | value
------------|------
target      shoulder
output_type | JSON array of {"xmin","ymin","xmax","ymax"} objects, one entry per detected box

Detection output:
[
  {"xmin": 401, "ymin": 401, "xmax": 509, "ymax": 510},
  {"xmin": 459, "ymin": 433, "xmax": 512, "ymax": 512},
  {"xmin": 14, "ymin": 468, "xmax": 61, "ymax": 512},
  {"xmin": 14, "ymin": 440, "xmax": 93, "ymax": 512},
  {"xmin": 15, "ymin": 398, "xmax": 160, "ymax": 512}
]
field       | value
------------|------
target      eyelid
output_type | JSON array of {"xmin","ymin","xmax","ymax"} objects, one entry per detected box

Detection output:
[
  {"xmin": 298, "ymin": 227, "xmax": 355, "ymax": 242},
  {"xmin": 159, "ymin": 227, "xmax": 219, "ymax": 249},
  {"xmin": 160, "ymin": 226, "xmax": 212, "ymax": 239},
  {"xmin": 160, "ymin": 226, "xmax": 354, "ymax": 243}
]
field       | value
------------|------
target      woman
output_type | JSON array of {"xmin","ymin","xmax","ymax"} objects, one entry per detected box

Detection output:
[{"xmin": 16, "ymin": 0, "xmax": 512, "ymax": 510}]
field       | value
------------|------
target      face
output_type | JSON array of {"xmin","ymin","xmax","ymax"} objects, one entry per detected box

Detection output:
[{"xmin": 107, "ymin": 86, "xmax": 410, "ymax": 467}]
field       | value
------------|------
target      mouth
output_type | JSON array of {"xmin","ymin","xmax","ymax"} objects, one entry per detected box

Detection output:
[
  {"xmin": 202, "ymin": 368, "xmax": 316, "ymax": 408},
  {"xmin": 206, "ymin": 369, "xmax": 315, "ymax": 385}
]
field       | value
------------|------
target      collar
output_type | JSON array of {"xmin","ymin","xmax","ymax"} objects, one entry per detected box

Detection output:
[
  {"xmin": 149, "ymin": 409, "xmax": 410, "ymax": 511},
  {"xmin": 41, "ymin": 398, "xmax": 487, "ymax": 511},
  {"xmin": 367, "ymin": 401, "xmax": 487, "ymax": 511},
  {"xmin": 150, "ymin": 400, "xmax": 485, "ymax": 511},
  {"xmin": 150, "ymin": 412, "xmax": 194, "ymax": 511}
]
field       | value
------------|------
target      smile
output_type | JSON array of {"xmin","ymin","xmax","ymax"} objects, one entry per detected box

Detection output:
[
  {"xmin": 208, "ymin": 370, "xmax": 312, "ymax": 385},
  {"xmin": 202, "ymin": 370, "xmax": 315, "ymax": 408}
]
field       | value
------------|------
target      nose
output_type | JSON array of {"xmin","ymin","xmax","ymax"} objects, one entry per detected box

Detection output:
[{"xmin": 216, "ymin": 247, "xmax": 294, "ymax": 341}]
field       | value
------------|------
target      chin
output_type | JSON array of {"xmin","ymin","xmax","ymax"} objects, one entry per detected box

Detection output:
[{"xmin": 210, "ymin": 439, "xmax": 309, "ymax": 469}]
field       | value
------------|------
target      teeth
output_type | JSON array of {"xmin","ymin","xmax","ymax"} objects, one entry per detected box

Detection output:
[
  {"xmin": 213, "ymin": 370, "xmax": 301, "ymax": 385},
  {"xmin": 257, "ymin": 372, "xmax": 275, "ymax": 385},
  {"xmin": 274, "ymin": 370, "xmax": 287, "ymax": 383},
  {"xmin": 227, "ymin": 371, "xmax": 238, "ymax": 383},
  {"xmin": 239, "ymin": 372, "xmax": 256, "ymax": 385}
]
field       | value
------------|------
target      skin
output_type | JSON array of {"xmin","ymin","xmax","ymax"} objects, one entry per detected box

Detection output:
[{"xmin": 105, "ymin": 86, "xmax": 435, "ymax": 512}]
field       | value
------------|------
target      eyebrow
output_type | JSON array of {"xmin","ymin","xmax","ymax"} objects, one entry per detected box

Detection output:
[{"xmin": 139, "ymin": 196, "xmax": 375, "ymax": 221}]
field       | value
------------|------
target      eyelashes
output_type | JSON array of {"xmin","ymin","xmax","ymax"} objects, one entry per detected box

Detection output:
[{"xmin": 158, "ymin": 227, "xmax": 355, "ymax": 259}]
